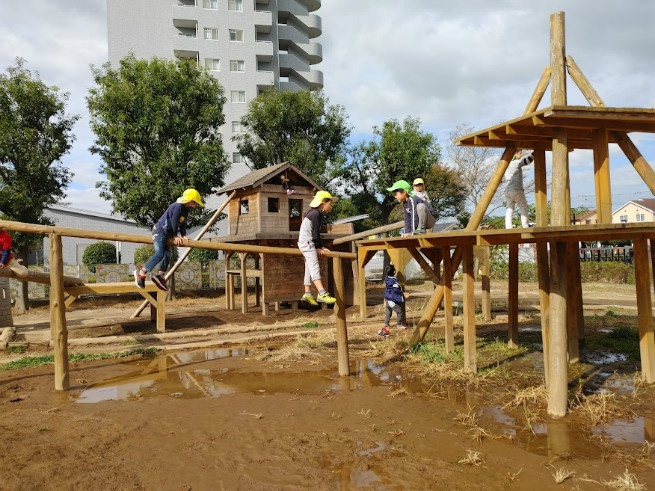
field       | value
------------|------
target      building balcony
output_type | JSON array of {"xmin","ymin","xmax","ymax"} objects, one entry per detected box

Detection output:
[
  {"xmin": 173, "ymin": 35, "xmax": 200, "ymax": 51},
  {"xmin": 254, "ymin": 10, "xmax": 272, "ymax": 33},
  {"xmin": 294, "ymin": 41, "xmax": 322, "ymax": 64},
  {"xmin": 292, "ymin": 69, "xmax": 323, "ymax": 88},
  {"xmin": 277, "ymin": 23, "xmax": 308, "ymax": 45},
  {"xmin": 256, "ymin": 70, "xmax": 275, "ymax": 88},
  {"xmin": 174, "ymin": 50, "xmax": 200, "ymax": 64},
  {"xmin": 295, "ymin": 14, "xmax": 321, "ymax": 38},
  {"xmin": 176, "ymin": 0, "xmax": 197, "ymax": 6},
  {"xmin": 303, "ymin": 0, "xmax": 320, "ymax": 12},
  {"xmin": 255, "ymin": 41, "xmax": 274, "ymax": 62},
  {"xmin": 279, "ymin": 53, "xmax": 310, "ymax": 73}
]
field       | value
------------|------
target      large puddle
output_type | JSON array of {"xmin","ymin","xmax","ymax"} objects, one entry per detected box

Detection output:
[{"xmin": 73, "ymin": 347, "xmax": 654, "ymax": 486}]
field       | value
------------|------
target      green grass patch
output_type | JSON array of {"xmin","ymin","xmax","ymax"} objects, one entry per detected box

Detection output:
[
  {"xmin": 7, "ymin": 346, "xmax": 26, "ymax": 354},
  {"xmin": 585, "ymin": 327, "xmax": 640, "ymax": 362},
  {"xmin": 301, "ymin": 322, "xmax": 319, "ymax": 328},
  {"xmin": 0, "ymin": 348, "xmax": 158, "ymax": 371}
]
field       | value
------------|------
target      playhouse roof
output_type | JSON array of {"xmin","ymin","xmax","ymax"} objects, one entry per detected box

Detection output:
[
  {"xmin": 216, "ymin": 162, "xmax": 323, "ymax": 194},
  {"xmin": 455, "ymin": 105, "xmax": 655, "ymax": 150}
]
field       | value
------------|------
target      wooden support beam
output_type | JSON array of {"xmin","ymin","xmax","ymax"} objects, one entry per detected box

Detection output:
[
  {"xmin": 613, "ymin": 132, "xmax": 655, "ymax": 195},
  {"xmin": 407, "ymin": 247, "xmax": 438, "ymax": 283},
  {"xmin": 239, "ymin": 253, "xmax": 248, "ymax": 314},
  {"xmin": 139, "ymin": 290, "xmax": 158, "ymax": 308},
  {"xmin": 566, "ymin": 55, "xmax": 605, "ymax": 108},
  {"xmin": 536, "ymin": 242, "xmax": 551, "ymax": 385},
  {"xmin": 524, "ymin": 66, "xmax": 551, "ymax": 114},
  {"xmin": 333, "ymin": 257, "xmax": 350, "ymax": 376},
  {"xmin": 651, "ymin": 239, "xmax": 655, "ymax": 296},
  {"xmin": 550, "ymin": 12, "xmax": 567, "ymax": 106},
  {"xmin": 49, "ymin": 233, "xmax": 69, "ymax": 391},
  {"xmin": 508, "ymin": 242, "xmax": 519, "ymax": 349},
  {"xmin": 462, "ymin": 245, "xmax": 476, "ymax": 373},
  {"xmin": 335, "ymin": 221, "xmax": 404, "ymax": 245},
  {"xmin": 551, "ymin": 128, "xmax": 569, "ymax": 227},
  {"xmin": 442, "ymin": 246, "xmax": 454, "ymax": 353},
  {"xmin": 534, "ymin": 149, "xmax": 548, "ymax": 227},
  {"xmin": 479, "ymin": 246, "xmax": 491, "ymax": 322},
  {"xmin": 358, "ymin": 249, "xmax": 377, "ymax": 269},
  {"xmin": 156, "ymin": 291, "xmax": 165, "ymax": 333},
  {"xmin": 505, "ymin": 124, "xmax": 517, "ymax": 135},
  {"xmin": 357, "ymin": 247, "xmax": 368, "ymax": 319},
  {"xmin": 592, "ymin": 129, "xmax": 612, "ymax": 223},
  {"xmin": 634, "ymin": 239, "xmax": 655, "ymax": 383},
  {"xmin": 488, "ymin": 130, "xmax": 500, "ymax": 140},
  {"xmin": 548, "ymin": 241, "xmax": 569, "ymax": 417},
  {"xmin": 532, "ymin": 115, "xmax": 546, "ymax": 126},
  {"xmin": 565, "ymin": 244, "xmax": 580, "ymax": 363}
]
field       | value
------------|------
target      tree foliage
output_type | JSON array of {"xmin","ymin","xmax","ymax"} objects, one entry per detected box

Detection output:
[
  {"xmin": 338, "ymin": 117, "xmax": 464, "ymax": 228},
  {"xmin": 235, "ymin": 89, "xmax": 350, "ymax": 186},
  {"xmin": 0, "ymin": 58, "xmax": 77, "ymax": 248},
  {"xmin": 88, "ymin": 55, "xmax": 230, "ymax": 227},
  {"xmin": 187, "ymin": 247, "xmax": 219, "ymax": 263},
  {"xmin": 134, "ymin": 244, "xmax": 155, "ymax": 266},
  {"xmin": 82, "ymin": 242, "xmax": 117, "ymax": 272}
]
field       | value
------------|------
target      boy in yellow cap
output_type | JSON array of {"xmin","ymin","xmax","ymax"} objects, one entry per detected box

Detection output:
[
  {"xmin": 298, "ymin": 190, "xmax": 338, "ymax": 305},
  {"xmin": 135, "ymin": 189, "xmax": 204, "ymax": 291}
]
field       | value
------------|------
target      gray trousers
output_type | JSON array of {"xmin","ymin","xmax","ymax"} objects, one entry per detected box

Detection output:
[
  {"xmin": 385, "ymin": 300, "xmax": 405, "ymax": 326},
  {"xmin": 416, "ymin": 202, "xmax": 436, "ymax": 231},
  {"xmin": 298, "ymin": 241, "xmax": 322, "ymax": 286}
]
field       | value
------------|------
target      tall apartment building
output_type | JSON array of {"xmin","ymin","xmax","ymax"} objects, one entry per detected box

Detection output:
[{"xmin": 106, "ymin": 0, "xmax": 323, "ymax": 179}]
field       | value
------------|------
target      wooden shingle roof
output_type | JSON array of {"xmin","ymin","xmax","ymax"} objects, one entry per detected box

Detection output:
[{"xmin": 216, "ymin": 162, "xmax": 322, "ymax": 194}]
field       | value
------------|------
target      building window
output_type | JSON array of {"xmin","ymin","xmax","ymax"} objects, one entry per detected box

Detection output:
[
  {"xmin": 636, "ymin": 213, "xmax": 645, "ymax": 222},
  {"xmin": 229, "ymin": 29, "xmax": 244, "ymax": 42},
  {"xmin": 233, "ymin": 152, "xmax": 243, "ymax": 163},
  {"xmin": 268, "ymin": 197, "xmax": 280, "ymax": 213},
  {"xmin": 231, "ymin": 121, "xmax": 243, "ymax": 133},
  {"xmin": 203, "ymin": 0, "xmax": 217, "ymax": 9},
  {"xmin": 205, "ymin": 58, "xmax": 220, "ymax": 71},
  {"xmin": 239, "ymin": 199, "xmax": 249, "ymax": 215},
  {"xmin": 203, "ymin": 27, "xmax": 219, "ymax": 40},
  {"xmin": 228, "ymin": 0, "xmax": 243, "ymax": 11},
  {"xmin": 231, "ymin": 91, "xmax": 246, "ymax": 103},
  {"xmin": 620, "ymin": 214, "xmax": 628, "ymax": 223},
  {"xmin": 230, "ymin": 60, "xmax": 245, "ymax": 72},
  {"xmin": 178, "ymin": 0, "xmax": 196, "ymax": 7}
]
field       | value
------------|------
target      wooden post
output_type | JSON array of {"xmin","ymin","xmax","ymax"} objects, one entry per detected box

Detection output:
[
  {"xmin": 479, "ymin": 246, "xmax": 491, "ymax": 322},
  {"xmin": 239, "ymin": 252, "xmax": 247, "ymax": 314},
  {"xmin": 613, "ymin": 132, "xmax": 655, "ymax": 196},
  {"xmin": 508, "ymin": 242, "xmax": 519, "ymax": 349},
  {"xmin": 565, "ymin": 243, "xmax": 580, "ymax": 362},
  {"xmin": 550, "ymin": 12, "xmax": 567, "ymax": 107},
  {"xmin": 254, "ymin": 254, "xmax": 261, "ymax": 307},
  {"xmin": 534, "ymin": 149, "xmax": 548, "ymax": 226},
  {"xmin": 548, "ymin": 241, "xmax": 569, "ymax": 417},
  {"xmin": 49, "ymin": 233, "xmax": 69, "ymax": 391},
  {"xmin": 333, "ymin": 257, "xmax": 349, "ymax": 376},
  {"xmin": 524, "ymin": 66, "xmax": 551, "ymax": 114},
  {"xmin": 651, "ymin": 239, "xmax": 655, "ymax": 295},
  {"xmin": 442, "ymin": 246, "xmax": 454, "ymax": 353},
  {"xmin": 592, "ymin": 129, "xmax": 612, "ymax": 223},
  {"xmin": 633, "ymin": 238, "xmax": 655, "ymax": 383},
  {"xmin": 357, "ymin": 248, "xmax": 370, "ymax": 320},
  {"xmin": 462, "ymin": 245, "xmax": 476, "ymax": 373},
  {"xmin": 156, "ymin": 291, "xmax": 165, "ymax": 333},
  {"xmin": 536, "ymin": 242, "xmax": 551, "ymax": 385}
]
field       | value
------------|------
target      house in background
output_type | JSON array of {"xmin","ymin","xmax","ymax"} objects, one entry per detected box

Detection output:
[
  {"xmin": 612, "ymin": 199, "xmax": 655, "ymax": 224},
  {"xmin": 573, "ymin": 209, "xmax": 598, "ymax": 225}
]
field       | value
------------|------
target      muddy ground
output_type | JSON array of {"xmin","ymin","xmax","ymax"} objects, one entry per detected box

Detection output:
[{"xmin": 0, "ymin": 280, "xmax": 654, "ymax": 490}]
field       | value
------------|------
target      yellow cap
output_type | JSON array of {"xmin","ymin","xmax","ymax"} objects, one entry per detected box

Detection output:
[
  {"xmin": 309, "ymin": 190, "xmax": 338, "ymax": 208},
  {"xmin": 177, "ymin": 188, "xmax": 205, "ymax": 207},
  {"xmin": 413, "ymin": 178, "xmax": 424, "ymax": 186}
]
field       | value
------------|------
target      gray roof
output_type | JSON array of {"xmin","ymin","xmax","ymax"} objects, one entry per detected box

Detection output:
[
  {"xmin": 216, "ymin": 162, "xmax": 322, "ymax": 194},
  {"xmin": 433, "ymin": 222, "xmax": 459, "ymax": 233}
]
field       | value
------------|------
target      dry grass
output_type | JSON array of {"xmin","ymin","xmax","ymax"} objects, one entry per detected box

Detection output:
[
  {"xmin": 551, "ymin": 467, "xmax": 575, "ymax": 484},
  {"xmin": 458, "ymin": 449, "xmax": 484, "ymax": 466},
  {"xmin": 453, "ymin": 406, "xmax": 479, "ymax": 427},
  {"xmin": 571, "ymin": 392, "xmax": 627, "ymax": 426},
  {"xmin": 602, "ymin": 470, "xmax": 644, "ymax": 490},
  {"xmin": 258, "ymin": 331, "xmax": 335, "ymax": 362},
  {"xmin": 503, "ymin": 385, "xmax": 548, "ymax": 409}
]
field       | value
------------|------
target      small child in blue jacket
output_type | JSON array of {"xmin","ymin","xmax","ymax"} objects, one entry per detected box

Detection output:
[{"xmin": 378, "ymin": 264, "xmax": 410, "ymax": 337}]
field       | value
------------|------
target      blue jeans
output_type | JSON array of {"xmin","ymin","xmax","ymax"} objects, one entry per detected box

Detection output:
[{"xmin": 144, "ymin": 233, "xmax": 171, "ymax": 273}]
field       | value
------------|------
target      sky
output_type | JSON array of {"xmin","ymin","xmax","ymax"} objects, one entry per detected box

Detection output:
[{"xmin": 0, "ymin": 0, "xmax": 653, "ymax": 216}]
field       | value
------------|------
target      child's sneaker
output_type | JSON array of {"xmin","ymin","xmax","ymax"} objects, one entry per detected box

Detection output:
[
  {"xmin": 134, "ymin": 270, "xmax": 146, "ymax": 289},
  {"xmin": 316, "ymin": 291, "xmax": 336, "ymax": 304},
  {"xmin": 396, "ymin": 325, "xmax": 409, "ymax": 330},
  {"xmin": 301, "ymin": 292, "xmax": 318, "ymax": 306},
  {"xmin": 152, "ymin": 274, "xmax": 168, "ymax": 292},
  {"xmin": 377, "ymin": 327, "xmax": 390, "ymax": 337},
  {"xmin": 413, "ymin": 228, "xmax": 426, "ymax": 235}
]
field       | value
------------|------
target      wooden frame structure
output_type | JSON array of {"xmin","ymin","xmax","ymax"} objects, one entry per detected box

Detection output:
[{"xmin": 357, "ymin": 11, "xmax": 655, "ymax": 418}]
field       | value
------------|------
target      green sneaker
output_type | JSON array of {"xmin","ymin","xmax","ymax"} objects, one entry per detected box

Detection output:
[
  {"xmin": 413, "ymin": 228, "xmax": 426, "ymax": 235},
  {"xmin": 316, "ymin": 292, "xmax": 336, "ymax": 304},
  {"xmin": 301, "ymin": 292, "xmax": 318, "ymax": 306}
]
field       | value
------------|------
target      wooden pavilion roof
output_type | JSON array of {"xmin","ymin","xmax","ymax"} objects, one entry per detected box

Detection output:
[{"xmin": 455, "ymin": 105, "xmax": 655, "ymax": 150}]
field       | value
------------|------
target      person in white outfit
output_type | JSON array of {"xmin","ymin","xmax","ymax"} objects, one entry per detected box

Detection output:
[{"xmin": 504, "ymin": 149, "xmax": 534, "ymax": 229}]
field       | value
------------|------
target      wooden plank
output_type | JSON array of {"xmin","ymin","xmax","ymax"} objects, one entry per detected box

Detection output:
[
  {"xmin": 442, "ymin": 246, "xmax": 454, "ymax": 353},
  {"xmin": 548, "ymin": 241, "xmax": 569, "ymax": 417},
  {"xmin": 534, "ymin": 149, "xmax": 548, "ymax": 227},
  {"xmin": 536, "ymin": 241, "xmax": 551, "ymax": 386},
  {"xmin": 633, "ymin": 238, "xmax": 655, "ymax": 383},
  {"xmin": 64, "ymin": 282, "xmax": 160, "ymax": 296},
  {"xmin": 225, "ymin": 269, "xmax": 263, "ymax": 278},
  {"xmin": 565, "ymin": 243, "xmax": 580, "ymax": 363},
  {"xmin": 524, "ymin": 66, "xmax": 551, "ymax": 114},
  {"xmin": 49, "ymin": 233, "xmax": 69, "ymax": 391},
  {"xmin": 156, "ymin": 291, "xmax": 165, "ymax": 333},
  {"xmin": 333, "ymin": 257, "xmax": 349, "ymax": 376},
  {"xmin": 550, "ymin": 12, "xmax": 567, "ymax": 106},
  {"xmin": 64, "ymin": 295, "xmax": 78, "ymax": 308},
  {"xmin": 508, "ymin": 242, "xmax": 519, "ymax": 349},
  {"xmin": 462, "ymin": 245, "xmax": 476, "ymax": 373},
  {"xmin": 333, "ymin": 221, "xmax": 404, "ymax": 245},
  {"xmin": 139, "ymin": 291, "xmax": 157, "ymax": 308}
]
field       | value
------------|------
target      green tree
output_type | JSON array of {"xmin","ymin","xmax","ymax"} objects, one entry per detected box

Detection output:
[
  {"xmin": 235, "ymin": 89, "xmax": 350, "ymax": 186},
  {"xmin": 187, "ymin": 248, "xmax": 219, "ymax": 263},
  {"xmin": 134, "ymin": 244, "xmax": 155, "ymax": 266},
  {"xmin": 339, "ymin": 117, "xmax": 452, "ymax": 227},
  {"xmin": 0, "ymin": 58, "xmax": 77, "ymax": 312},
  {"xmin": 82, "ymin": 242, "xmax": 118, "ymax": 273},
  {"xmin": 88, "ymin": 55, "xmax": 230, "ymax": 228}
]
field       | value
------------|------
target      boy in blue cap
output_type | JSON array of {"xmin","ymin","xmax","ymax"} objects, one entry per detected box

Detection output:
[{"xmin": 387, "ymin": 179, "xmax": 435, "ymax": 237}]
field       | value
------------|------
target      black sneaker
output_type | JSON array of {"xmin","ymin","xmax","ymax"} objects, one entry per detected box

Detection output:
[
  {"xmin": 152, "ymin": 274, "xmax": 168, "ymax": 292},
  {"xmin": 134, "ymin": 270, "xmax": 146, "ymax": 289}
]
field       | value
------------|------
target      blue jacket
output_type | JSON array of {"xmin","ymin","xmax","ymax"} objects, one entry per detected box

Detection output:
[
  {"xmin": 384, "ymin": 275, "xmax": 405, "ymax": 304},
  {"xmin": 154, "ymin": 202, "xmax": 189, "ymax": 238},
  {"xmin": 402, "ymin": 195, "xmax": 425, "ymax": 234}
]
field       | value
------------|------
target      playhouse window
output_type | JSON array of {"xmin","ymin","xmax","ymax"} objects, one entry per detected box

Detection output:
[
  {"xmin": 268, "ymin": 197, "xmax": 279, "ymax": 213},
  {"xmin": 239, "ymin": 200, "xmax": 249, "ymax": 215}
]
